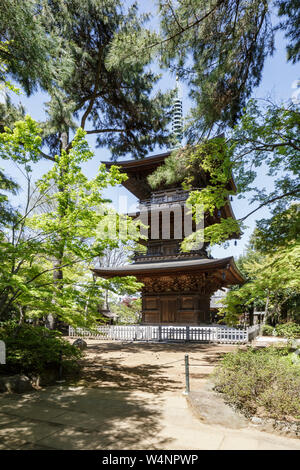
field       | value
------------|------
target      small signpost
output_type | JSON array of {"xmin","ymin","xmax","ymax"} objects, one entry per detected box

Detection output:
[
  {"xmin": 183, "ymin": 354, "xmax": 190, "ymax": 395},
  {"xmin": 0, "ymin": 340, "xmax": 6, "ymax": 364}
]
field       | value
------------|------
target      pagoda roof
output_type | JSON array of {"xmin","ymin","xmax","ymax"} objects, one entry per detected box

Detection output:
[
  {"xmin": 92, "ymin": 256, "xmax": 245, "ymax": 285},
  {"xmin": 103, "ymin": 151, "xmax": 171, "ymax": 172},
  {"xmin": 102, "ymin": 151, "xmax": 172, "ymax": 200},
  {"xmin": 102, "ymin": 149, "xmax": 237, "ymax": 200}
]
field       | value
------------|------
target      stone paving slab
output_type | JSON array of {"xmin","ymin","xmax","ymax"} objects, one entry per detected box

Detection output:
[
  {"xmin": 36, "ymin": 427, "xmax": 104, "ymax": 450},
  {"xmin": 0, "ymin": 436, "xmax": 29, "ymax": 450},
  {"xmin": 0, "ymin": 412, "xmax": 21, "ymax": 427},
  {"xmin": 17, "ymin": 442, "xmax": 58, "ymax": 450},
  {"xmin": 157, "ymin": 423, "xmax": 226, "ymax": 450},
  {"xmin": 220, "ymin": 436, "xmax": 259, "ymax": 450},
  {"xmin": 1, "ymin": 386, "xmax": 300, "ymax": 450},
  {"xmin": 0, "ymin": 401, "xmax": 66, "ymax": 421},
  {"xmin": 36, "ymin": 409, "xmax": 104, "ymax": 431},
  {"xmin": 165, "ymin": 393, "xmax": 300, "ymax": 450},
  {"xmin": 0, "ymin": 417, "xmax": 64, "ymax": 445},
  {"xmin": 186, "ymin": 382, "xmax": 249, "ymax": 429}
]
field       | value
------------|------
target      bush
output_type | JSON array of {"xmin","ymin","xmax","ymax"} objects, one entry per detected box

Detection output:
[
  {"xmin": 275, "ymin": 322, "xmax": 300, "ymax": 339},
  {"xmin": 0, "ymin": 321, "xmax": 82, "ymax": 377},
  {"xmin": 261, "ymin": 325, "xmax": 274, "ymax": 336},
  {"xmin": 261, "ymin": 322, "xmax": 300, "ymax": 338},
  {"xmin": 213, "ymin": 347, "xmax": 300, "ymax": 421}
]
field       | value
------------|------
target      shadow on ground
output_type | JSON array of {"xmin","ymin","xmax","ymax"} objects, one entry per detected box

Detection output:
[
  {"xmin": 79, "ymin": 357, "xmax": 179, "ymax": 394},
  {"xmin": 87, "ymin": 341, "xmax": 219, "ymax": 354},
  {"xmin": 0, "ymin": 341, "xmax": 236, "ymax": 450},
  {"xmin": 77, "ymin": 342, "xmax": 233, "ymax": 393},
  {"xmin": 0, "ymin": 385, "xmax": 170, "ymax": 449}
]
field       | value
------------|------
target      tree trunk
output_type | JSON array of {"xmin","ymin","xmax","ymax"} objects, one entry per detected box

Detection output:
[
  {"xmin": 263, "ymin": 289, "xmax": 270, "ymax": 325},
  {"xmin": 249, "ymin": 304, "xmax": 254, "ymax": 326},
  {"xmin": 18, "ymin": 305, "xmax": 25, "ymax": 324},
  {"xmin": 48, "ymin": 130, "xmax": 68, "ymax": 331},
  {"xmin": 104, "ymin": 289, "xmax": 109, "ymax": 310}
]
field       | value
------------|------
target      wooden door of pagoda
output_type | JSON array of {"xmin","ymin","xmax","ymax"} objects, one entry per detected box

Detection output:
[{"xmin": 160, "ymin": 296, "xmax": 177, "ymax": 323}]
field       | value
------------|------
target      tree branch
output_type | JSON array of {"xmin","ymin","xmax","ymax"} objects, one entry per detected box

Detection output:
[
  {"xmin": 235, "ymin": 139, "xmax": 300, "ymax": 155},
  {"xmin": 85, "ymin": 128, "xmax": 127, "ymax": 135},
  {"xmin": 2, "ymin": 254, "xmax": 98, "ymax": 309},
  {"xmin": 80, "ymin": 49, "xmax": 103, "ymax": 130},
  {"xmin": 120, "ymin": 0, "xmax": 225, "ymax": 62},
  {"xmin": 40, "ymin": 150, "xmax": 55, "ymax": 162},
  {"xmin": 239, "ymin": 187, "xmax": 300, "ymax": 222},
  {"xmin": 166, "ymin": 0, "xmax": 185, "ymax": 32}
]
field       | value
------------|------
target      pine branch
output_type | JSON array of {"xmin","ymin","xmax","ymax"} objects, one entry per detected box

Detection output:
[
  {"xmin": 157, "ymin": 0, "xmax": 225, "ymax": 45},
  {"xmin": 165, "ymin": 0, "xmax": 185, "ymax": 32},
  {"xmin": 80, "ymin": 49, "xmax": 103, "ymax": 130},
  {"xmin": 85, "ymin": 128, "xmax": 127, "ymax": 135},
  {"xmin": 119, "ymin": 0, "xmax": 225, "ymax": 61}
]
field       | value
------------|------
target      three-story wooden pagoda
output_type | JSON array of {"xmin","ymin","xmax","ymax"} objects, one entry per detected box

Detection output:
[{"xmin": 92, "ymin": 150, "xmax": 244, "ymax": 325}]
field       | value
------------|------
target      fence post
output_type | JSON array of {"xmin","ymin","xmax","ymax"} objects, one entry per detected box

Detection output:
[
  {"xmin": 158, "ymin": 325, "xmax": 162, "ymax": 342},
  {"xmin": 216, "ymin": 327, "xmax": 220, "ymax": 343},
  {"xmin": 183, "ymin": 354, "xmax": 190, "ymax": 395},
  {"xmin": 246, "ymin": 327, "xmax": 250, "ymax": 343},
  {"xmin": 186, "ymin": 325, "xmax": 190, "ymax": 342}
]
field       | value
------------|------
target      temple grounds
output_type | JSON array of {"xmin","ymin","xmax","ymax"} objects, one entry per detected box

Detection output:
[{"xmin": 0, "ymin": 340, "xmax": 300, "ymax": 450}]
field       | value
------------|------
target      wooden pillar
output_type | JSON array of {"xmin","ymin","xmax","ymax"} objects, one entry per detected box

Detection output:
[{"xmin": 196, "ymin": 294, "xmax": 211, "ymax": 323}]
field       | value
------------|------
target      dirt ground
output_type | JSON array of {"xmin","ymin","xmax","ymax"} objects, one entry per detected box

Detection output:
[
  {"xmin": 75, "ymin": 340, "xmax": 239, "ymax": 393},
  {"xmin": 1, "ymin": 339, "xmax": 300, "ymax": 449}
]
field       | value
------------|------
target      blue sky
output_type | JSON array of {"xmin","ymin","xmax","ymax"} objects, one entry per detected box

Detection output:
[{"xmin": 1, "ymin": 3, "xmax": 299, "ymax": 259}]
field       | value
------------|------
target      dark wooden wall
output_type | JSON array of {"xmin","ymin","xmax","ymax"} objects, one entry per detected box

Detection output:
[{"xmin": 141, "ymin": 293, "xmax": 211, "ymax": 325}]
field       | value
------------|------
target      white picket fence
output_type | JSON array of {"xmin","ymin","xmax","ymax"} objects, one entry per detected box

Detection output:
[{"xmin": 69, "ymin": 324, "xmax": 260, "ymax": 344}]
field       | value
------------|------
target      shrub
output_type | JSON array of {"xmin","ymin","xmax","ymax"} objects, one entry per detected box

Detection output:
[
  {"xmin": 213, "ymin": 347, "xmax": 300, "ymax": 421},
  {"xmin": 275, "ymin": 322, "xmax": 300, "ymax": 339},
  {"xmin": 261, "ymin": 325, "xmax": 274, "ymax": 336},
  {"xmin": 0, "ymin": 321, "xmax": 82, "ymax": 377}
]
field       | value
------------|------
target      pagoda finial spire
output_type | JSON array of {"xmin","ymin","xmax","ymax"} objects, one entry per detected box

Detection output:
[{"xmin": 171, "ymin": 74, "xmax": 183, "ymax": 148}]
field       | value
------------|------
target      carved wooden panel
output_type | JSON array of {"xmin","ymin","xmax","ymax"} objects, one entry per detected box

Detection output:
[{"xmin": 140, "ymin": 272, "xmax": 223, "ymax": 295}]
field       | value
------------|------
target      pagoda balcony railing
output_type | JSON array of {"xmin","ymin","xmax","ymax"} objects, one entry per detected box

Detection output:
[
  {"xmin": 140, "ymin": 187, "xmax": 202, "ymax": 207},
  {"xmin": 132, "ymin": 250, "xmax": 208, "ymax": 262}
]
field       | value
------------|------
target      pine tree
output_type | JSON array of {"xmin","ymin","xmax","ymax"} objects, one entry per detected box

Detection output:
[
  {"xmin": 1, "ymin": 1, "xmax": 173, "ymax": 328},
  {"xmin": 157, "ymin": 0, "xmax": 274, "ymax": 138},
  {"xmin": 276, "ymin": 0, "xmax": 300, "ymax": 63},
  {"xmin": 0, "ymin": 0, "xmax": 58, "ymax": 94},
  {"xmin": 39, "ymin": 0, "xmax": 172, "ymax": 160}
]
